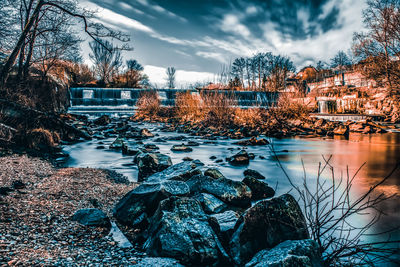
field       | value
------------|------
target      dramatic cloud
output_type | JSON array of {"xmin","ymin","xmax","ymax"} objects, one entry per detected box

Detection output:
[{"xmin": 82, "ymin": 0, "xmax": 367, "ymax": 86}]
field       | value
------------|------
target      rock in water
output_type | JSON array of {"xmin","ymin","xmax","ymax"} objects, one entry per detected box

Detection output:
[
  {"xmin": 243, "ymin": 169, "xmax": 266, "ymax": 180},
  {"xmin": 113, "ymin": 180, "xmax": 189, "ymax": 228},
  {"xmin": 136, "ymin": 153, "xmax": 172, "ymax": 182},
  {"xmin": 71, "ymin": 208, "xmax": 110, "ymax": 227},
  {"xmin": 204, "ymin": 168, "xmax": 226, "ymax": 179},
  {"xmin": 333, "ymin": 125, "xmax": 349, "ymax": 136},
  {"xmin": 93, "ymin": 115, "xmax": 110, "ymax": 126},
  {"xmin": 141, "ymin": 128, "xmax": 154, "ymax": 138},
  {"xmin": 122, "ymin": 141, "xmax": 140, "ymax": 155},
  {"xmin": 143, "ymin": 197, "xmax": 228, "ymax": 266},
  {"xmin": 186, "ymin": 174, "xmax": 252, "ymax": 207},
  {"xmin": 245, "ymin": 239, "xmax": 322, "ymax": 267},
  {"xmin": 234, "ymin": 137, "xmax": 269, "ymax": 146},
  {"xmin": 171, "ymin": 144, "xmax": 193, "ymax": 152},
  {"xmin": 242, "ymin": 176, "xmax": 275, "ymax": 200},
  {"xmin": 229, "ymin": 194, "xmax": 309, "ymax": 265},
  {"xmin": 110, "ymin": 137, "xmax": 126, "ymax": 150},
  {"xmin": 227, "ymin": 150, "xmax": 250, "ymax": 166},
  {"xmin": 145, "ymin": 161, "xmax": 202, "ymax": 183}
]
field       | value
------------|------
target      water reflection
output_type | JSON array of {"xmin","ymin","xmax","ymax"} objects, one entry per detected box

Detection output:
[{"xmin": 62, "ymin": 128, "xmax": 400, "ymax": 263}]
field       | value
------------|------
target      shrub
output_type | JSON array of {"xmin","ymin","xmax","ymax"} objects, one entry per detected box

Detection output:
[
  {"xmin": 201, "ymin": 91, "xmax": 236, "ymax": 126},
  {"xmin": 175, "ymin": 91, "xmax": 204, "ymax": 121},
  {"xmin": 26, "ymin": 128, "xmax": 58, "ymax": 151},
  {"xmin": 136, "ymin": 90, "xmax": 160, "ymax": 118},
  {"xmin": 233, "ymin": 107, "xmax": 264, "ymax": 128}
]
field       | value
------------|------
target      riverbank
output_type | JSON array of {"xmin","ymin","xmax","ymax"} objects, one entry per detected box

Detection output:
[{"xmin": 0, "ymin": 154, "xmax": 142, "ymax": 265}]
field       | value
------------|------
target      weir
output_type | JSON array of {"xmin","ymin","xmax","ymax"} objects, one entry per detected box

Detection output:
[{"xmin": 68, "ymin": 87, "xmax": 280, "ymax": 115}]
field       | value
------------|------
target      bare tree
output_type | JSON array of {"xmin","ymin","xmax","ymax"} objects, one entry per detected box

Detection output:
[
  {"xmin": 89, "ymin": 40, "xmax": 123, "ymax": 86},
  {"xmin": 353, "ymin": 0, "xmax": 400, "ymax": 92},
  {"xmin": 166, "ymin": 66, "xmax": 176, "ymax": 89},
  {"xmin": 126, "ymin": 59, "xmax": 143, "ymax": 71},
  {"xmin": 0, "ymin": 0, "xmax": 130, "ymax": 88},
  {"xmin": 330, "ymin": 50, "xmax": 352, "ymax": 86},
  {"xmin": 231, "ymin": 57, "xmax": 246, "ymax": 88}
]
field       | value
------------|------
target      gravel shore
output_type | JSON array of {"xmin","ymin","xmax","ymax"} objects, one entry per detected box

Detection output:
[{"xmin": 0, "ymin": 154, "xmax": 142, "ymax": 266}]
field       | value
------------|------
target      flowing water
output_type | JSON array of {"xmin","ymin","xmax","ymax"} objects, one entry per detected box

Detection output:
[{"xmin": 62, "ymin": 121, "xmax": 400, "ymax": 264}]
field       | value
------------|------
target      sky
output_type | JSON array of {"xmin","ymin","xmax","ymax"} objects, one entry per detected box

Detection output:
[{"xmin": 80, "ymin": 0, "xmax": 367, "ymax": 87}]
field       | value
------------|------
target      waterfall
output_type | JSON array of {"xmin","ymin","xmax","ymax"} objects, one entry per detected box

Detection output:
[{"xmin": 68, "ymin": 88, "xmax": 280, "ymax": 115}]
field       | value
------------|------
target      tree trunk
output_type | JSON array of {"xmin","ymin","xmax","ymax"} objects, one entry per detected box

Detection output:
[{"xmin": 0, "ymin": 0, "xmax": 44, "ymax": 89}]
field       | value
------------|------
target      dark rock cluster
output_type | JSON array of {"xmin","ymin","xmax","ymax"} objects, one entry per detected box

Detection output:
[{"xmin": 111, "ymin": 158, "xmax": 321, "ymax": 266}]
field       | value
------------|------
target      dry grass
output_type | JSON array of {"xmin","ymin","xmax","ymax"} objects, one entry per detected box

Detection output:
[
  {"xmin": 269, "ymin": 93, "xmax": 310, "ymax": 122},
  {"xmin": 201, "ymin": 91, "xmax": 236, "ymax": 126},
  {"xmin": 26, "ymin": 128, "xmax": 60, "ymax": 150},
  {"xmin": 175, "ymin": 91, "xmax": 237, "ymax": 126},
  {"xmin": 136, "ymin": 90, "xmax": 161, "ymax": 117},
  {"xmin": 233, "ymin": 107, "xmax": 264, "ymax": 128},
  {"xmin": 175, "ymin": 91, "xmax": 203, "ymax": 120}
]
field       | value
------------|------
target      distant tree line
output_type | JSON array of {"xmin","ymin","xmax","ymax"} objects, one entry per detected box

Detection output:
[{"xmin": 230, "ymin": 53, "xmax": 296, "ymax": 91}]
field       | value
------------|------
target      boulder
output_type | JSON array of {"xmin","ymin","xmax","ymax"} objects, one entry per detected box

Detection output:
[
  {"xmin": 227, "ymin": 150, "xmax": 250, "ymax": 166},
  {"xmin": 141, "ymin": 128, "xmax": 154, "ymax": 138},
  {"xmin": 171, "ymin": 144, "xmax": 193, "ymax": 152},
  {"xmin": 136, "ymin": 153, "xmax": 172, "ymax": 182},
  {"xmin": 71, "ymin": 208, "xmax": 110, "ymax": 227},
  {"xmin": 333, "ymin": 125, "xmax": 349, "ymax": 136},
  {"xmin": 245, "ymin": 239, "xmax": 322, "ymax": 267},
  {"xmin": 194, "ymin": 193, "xmax": 228, "ymax": 214},
  {"xmin": 122, "ymin": 141, "xmax": 140, "ymax": 155},
  {"xmin": 210, "ymin": 210, "xmax": 240, "ymax": 247},
  {"xmin": 186, "ymin": 140, "xmax": 200, "ymax": 146},
  {"xmin": 244, "ymin": 169, "xmax": 265, "ymax": 180},
  {"xmin": 186, "ymin": 174, "xmax": 252, "ymax": 207},
  {"xmin": 242, "ymin": 176, "xmax": 275, "ymax": 200},
  {"xmin": 349, "ymin": 123, "xmax": 364, "ymax": 132},
  {"xmin": 93, "ymin": 115, "xmax": 110, "ymax": 126},
  {"xmin": 145, "ymin": 161, "xmax": 202, "ymax": 183},
  {"xmin": 234, "ymin": 137, "xmax": 269, "ymax": 146},
  {"xmin": 204, "ymin": 168, "xmax": 226, "ymax": 179},
  {"xmin": 229, "ymin": 194, "xmax": 309, "ymax": 265},
  {"xmin": 113, "ymin": 180, "xmax": 190, "ymax": 227},
  {"xmin": 110, "ymin": 137, "xmax": 126, "ymax": 150},
  {"xmin": 143, "ymin": 197, "xmax": 228, "ymax": 265},
  {"xmin": 362, "ymin": 125, "xmax": 373, "ymax": 134}
]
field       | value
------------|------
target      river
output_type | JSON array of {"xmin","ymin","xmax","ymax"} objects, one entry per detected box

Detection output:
[{"xmin": 62, "ymin": 122, "xmax": 400, "ymax": 265}]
